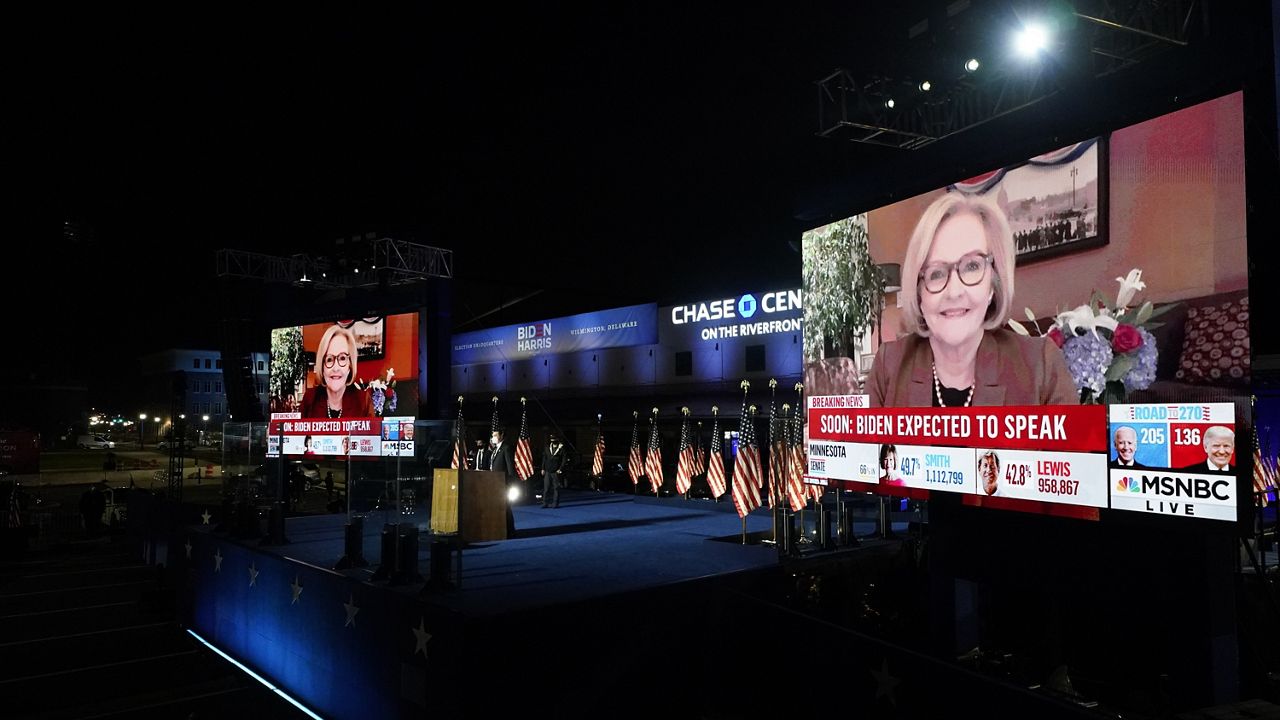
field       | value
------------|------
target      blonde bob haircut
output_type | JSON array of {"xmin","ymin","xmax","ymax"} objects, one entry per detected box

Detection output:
[
  {"xmin": 313, "ymin": 324, "xmax": 359, "ymax": 385},
  {"xmin": 899, "ymin": 192, "xmax": 1016, "ymax": 337}
]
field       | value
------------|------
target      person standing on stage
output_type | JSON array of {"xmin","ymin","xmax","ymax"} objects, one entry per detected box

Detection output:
[
  {"xmin": 489, "ymin": 429, "xmax": 518, "ymax": 534},
  {"xmin": 541, "ymin": 434, "xmax": 567, "ymax": 508},
  {"xmin": 471, "ymin": 438, "xmax": 490, "ymax": 472}
]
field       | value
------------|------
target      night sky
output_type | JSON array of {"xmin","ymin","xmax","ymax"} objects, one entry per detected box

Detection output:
[{"xmin": 15, "ymin": 3, "xmax": 1275, "ymax": 407}]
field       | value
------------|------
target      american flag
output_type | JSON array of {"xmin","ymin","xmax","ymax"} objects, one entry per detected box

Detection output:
[
  {"xmin": 797, "ymin": 383, "xmax": 821, "ymax": 502},
  {"xmin": 706, "ymin": 407, "xmax": 726, "ymax": 499},
  {"xmin": 675, "ymin": 408, "xmax": 694, "ymax": 496},
  {"xmin": 627, "ymin": 412, "xmax": 643, "ymax": 486},
  {"xmin": 514, "ymin": 398, "xmax": 534, "ymax": 481},
  {"xmin": 489, "ymin": 396, "xmax": 501, "ymax": 439},
  {"xmin": 784, "ymin": 405, "xmax": 807, "ymax": 511},
  {"xmin": 451, "ymin": 396, "xmax": 468, "ymax": 470},
  {"xmin": 731, "ymin": 384, "xmax": 762, "ymax": 518},
  {"xmin": 1252, "ymin": 430, "xmax": 1274, "ymax": 507},
  {"xmin": 766, "ymin": 382, "xmax": 782, "ymax": 509},
  {"xmin": 591, "ymin": 422, "xmax": 605, "ymax": 477},
  {"xmin": 644, "ymin": 410, "xmax": 663, "ymax": 494},
  {"xmin": 695, "ymin": 423, "xmax": 707, "ymax": 476}
]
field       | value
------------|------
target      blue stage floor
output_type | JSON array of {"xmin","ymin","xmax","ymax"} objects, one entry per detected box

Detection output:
[{"xmin": 265, "ymin": 491, "xmax": 780, "ymax": 617}]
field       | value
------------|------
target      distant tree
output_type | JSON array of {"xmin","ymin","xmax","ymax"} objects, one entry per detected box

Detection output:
[
  {"xmin": 269, "ymin": 327, "xmax": 304, "ymax": 410},
  {"xmin": 801, "ymin": 214, "xmax": 883, "ymax": 362}
]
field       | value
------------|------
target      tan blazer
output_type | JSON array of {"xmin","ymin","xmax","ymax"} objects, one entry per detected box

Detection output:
[{"xmin": 866, "ymin": 329, "xmax": 1079, "ymax": 408}]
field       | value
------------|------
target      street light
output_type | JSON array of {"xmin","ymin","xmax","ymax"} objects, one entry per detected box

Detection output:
[
  {"xmin": 202, "ymin": 414, "xmax": 210, "ymax": 445},
  {"xmin": 139, "ymin": 413, "xmax": 147, "ymax": 449}
]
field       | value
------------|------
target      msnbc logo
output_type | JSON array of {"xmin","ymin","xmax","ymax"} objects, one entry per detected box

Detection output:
[{"xmin": 1116, "ymin": 476, "xmax": 1141, "ymax": 493}]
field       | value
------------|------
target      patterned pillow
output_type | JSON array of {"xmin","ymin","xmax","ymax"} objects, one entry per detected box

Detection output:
[{"xmin": 1175, "ymin": 296, "xmax": 1249, "ymax": 386}]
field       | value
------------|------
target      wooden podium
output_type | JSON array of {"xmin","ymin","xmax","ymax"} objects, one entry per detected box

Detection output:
[{"xmin": 431, "ymin": 469, "xmax": 508, "ymax": 542}]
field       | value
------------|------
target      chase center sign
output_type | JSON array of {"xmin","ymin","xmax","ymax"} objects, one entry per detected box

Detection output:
[{"xmin": 668, "ymin": 289, "xmax": 802, "ymax": 341}]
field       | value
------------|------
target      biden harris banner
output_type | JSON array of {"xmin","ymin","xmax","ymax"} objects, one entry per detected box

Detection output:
[{"xmin": 451, "ymin": 303, "xmax": 658, "ymax": 365}]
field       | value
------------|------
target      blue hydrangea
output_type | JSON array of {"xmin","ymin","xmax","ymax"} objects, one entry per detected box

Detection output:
[
  {"xmin": 1063, "ymin": 332, "xmax": 1113, "ymax": 397},
  {"xmin": 372, "ymin": 387, "xmax": 386, "ymax": 415},
  {"xmin": 387, "ymin": 390, "xmax": 397, "ymax": 413},
  {"xmin": 1121, "ymin": 327, "xmax": 1158, "ymax": 391}
]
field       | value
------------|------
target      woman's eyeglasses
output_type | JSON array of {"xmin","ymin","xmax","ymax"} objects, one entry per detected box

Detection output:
[
  {"xmin": 323, "ymin": 353, "xmax": 351, "ymax": 368},
  {"xmin": 919, "ymin": 252, "xmax": 993, "ymax": 294}
]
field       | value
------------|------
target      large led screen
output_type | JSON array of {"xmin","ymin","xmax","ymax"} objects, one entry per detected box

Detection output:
[
  {"xmin": 267, "ymin": 312, "xmax": 420, "ymax": 457},
  {"xmin": 802, "ymin": 92, "xmax": 1249, "ymax": 522}
]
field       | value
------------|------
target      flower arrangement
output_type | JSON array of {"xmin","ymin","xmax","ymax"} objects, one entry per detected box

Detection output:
[
  {"xmin": 1010, "ymin": 269, "xmax": 1174, "ymax": 404},
  {"xmin": 355, "ymin": 367, "xmax": 398, "ymax": 416}
]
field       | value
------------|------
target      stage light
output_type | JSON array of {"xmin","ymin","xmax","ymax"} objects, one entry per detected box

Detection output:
[
  {"xmin": 1014, "ymin": 23, "xmax": 1048, "ymax": 57},
  {"xmin": 885, "ymin": 98, "xmax": 896, "ymax": 109},
  {"xmin": 965, "ymin": 58, "xmax": 980, "ymax": 72},
  {"xmin": 919, "ymin": 80, "xmax": 931, "ymax": 92},
  {"xmin": 507, "ymin": 486, "xmax": 521, "ymax": 502}
]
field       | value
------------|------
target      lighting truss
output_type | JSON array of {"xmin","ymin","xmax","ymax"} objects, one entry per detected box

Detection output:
[
  {"xmin": 816, "ymin": 0, "xmax": 1199, "ymax": 150},
  {"xmin": 216, "ymin": 238, "xmax": 453, "ymax": 287}
]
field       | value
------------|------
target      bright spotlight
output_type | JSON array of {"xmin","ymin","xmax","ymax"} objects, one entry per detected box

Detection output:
[
  {"xmin": 965, "ymin": 58, "xmax": 980, "ymax": 72},
  {"xmin": 918, "ymin": 80, "xmax": 931, "ymax": 92},
  {"xmin": 885, "ymin": 98, "xmax": 896, "ymax": 109},
  {"xmin": 507, "ymin": 486, "xmax": 521, "ymax": 503},
  {"xmin": 1014, "ymin": 24, "xmax": 1048, "ymax": 57}
]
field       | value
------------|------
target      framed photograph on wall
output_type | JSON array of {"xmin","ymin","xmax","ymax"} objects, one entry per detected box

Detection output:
[
  {"xmin": 952, "ymin": 137, "xmax": 1108, "ymax": 265},
  {"xmin": 337, "ymin": 317, "xmax": 386, "ymax": 360},
  {"xmin": 859, "ymin": 353, "xmax": 875, "ymax": 375}
]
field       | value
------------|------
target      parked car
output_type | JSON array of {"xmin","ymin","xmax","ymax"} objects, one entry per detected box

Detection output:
[{"xmin": 77, "ymin": 434, "xmax": 115, "ymax": 450}]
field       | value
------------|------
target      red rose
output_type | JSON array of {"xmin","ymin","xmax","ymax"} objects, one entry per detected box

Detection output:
[
  {"xmin": 1047, "ymin": 326, "xmax": 1065, "ymax": 348},
  {"xmin": 1112, "ymin": 324, "xmax": 1143, "ymax": 353}
]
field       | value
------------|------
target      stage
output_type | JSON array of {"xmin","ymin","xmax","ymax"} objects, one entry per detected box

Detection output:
[{"xmin": 164, "ymin": 490, "xmax": 903, "ymax": 719}]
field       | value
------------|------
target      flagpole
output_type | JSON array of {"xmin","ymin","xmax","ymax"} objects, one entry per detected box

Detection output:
[
  {"xmin": 711, "ymin": 406, "xmax": 720, "ymax": 503},
  {"xmin": 652, "ymin": 408, "xmax": 660, "ymax": 498},
  {"xmin": 681, "ymin": 407, "xmax": 690, "ymax": 500}
]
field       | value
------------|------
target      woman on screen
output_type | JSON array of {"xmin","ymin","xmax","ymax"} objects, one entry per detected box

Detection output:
[
  {"xmin": 865, "ymin": 193, "xmax": 1077, "ymax": 408},
  {"xmin": 301, "ymin": 325, "xmax": 372, "ymax": 419},
  {"xmin": 879, "ymin": 444, "xmax": 904, "ymax": 486}
]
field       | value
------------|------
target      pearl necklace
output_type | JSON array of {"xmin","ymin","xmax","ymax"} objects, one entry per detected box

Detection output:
[
  {"xmin": 327, "ymin": 406, "xmax": 342, "ymax": 419},
  {"xmin": 932, "ymin": 362, "xmax": 974, "ymax": 408}
]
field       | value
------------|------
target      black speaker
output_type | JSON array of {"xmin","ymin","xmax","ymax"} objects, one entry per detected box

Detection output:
[
  {"xmin": 333, "ymin": 516, "xmax": 368, "ymax": 569},
  {"xmin": 391, "ymin": 525, "xmax": 422, "ymax": 585},
  {"xmin": 426, "ymin": 539, "xmax": 457, "ymax": 591},
  {"xmin": 371, "ymin": 523, "xmax": 397, "ymax": 581}
]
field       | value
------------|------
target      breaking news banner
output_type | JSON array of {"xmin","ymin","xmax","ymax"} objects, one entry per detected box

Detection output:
[
  {"xmin": 804, "ymin": 399, "xmax": 1111, "ymax": 510},
  {"xmin": 805, "ymin": 401, "xmax": 1108, "ymax": 451},
  {"xmin": 264, "ymin": 417, "xmax": 418, "ymax": 458},
  {"xmin": 1107, "ymin": 403, "xmax": 1238, "ymax": 521}
]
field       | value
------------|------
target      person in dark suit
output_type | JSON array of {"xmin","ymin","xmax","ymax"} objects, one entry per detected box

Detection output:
[
  {"xmin": 541, "ymin": 435, "xmax": 567, "ymax": 508},
  {"xmin": 1109, "ymin": 426, "xmax": 1149, "ymax": 469},
  {"xmin": 1177, "ymin": 425, "xmax": 1236, "ymax": 473},
  {"xmin": 470, "ymin": 439, "xmax": 490, "ymax": 471},
  {"xmin": 864, "ymin": 193, "xmax": 1078, "ymax": 408},
  {"xmin": 488, "ymin": 429, "xmax": 517, "ymax": 535}
]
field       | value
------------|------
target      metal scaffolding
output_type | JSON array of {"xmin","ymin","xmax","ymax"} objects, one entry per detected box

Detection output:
[
  {"xmin": 816, "ymin": 0, "xmax": 1200, "ymax": 150},
  {"xmin": 216, "ymin": 238, "xmax": 453, "ymax": 287}
]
